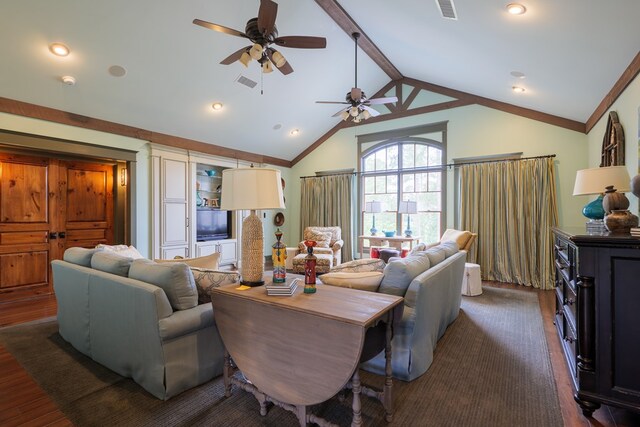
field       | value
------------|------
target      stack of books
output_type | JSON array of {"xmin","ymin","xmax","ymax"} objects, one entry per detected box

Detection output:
[
  {"xmin": 266, "ymin": 278, "xmax": 300, "ymax": 296},
  {"xmin": 630, "ymin": 227, "xmax": 640, "ymax": 237}
]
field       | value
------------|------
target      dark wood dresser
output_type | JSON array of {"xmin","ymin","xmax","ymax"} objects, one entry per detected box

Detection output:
[{"xmin": 552, "ymin": 227, "xmax": 640, "ymax": 416}]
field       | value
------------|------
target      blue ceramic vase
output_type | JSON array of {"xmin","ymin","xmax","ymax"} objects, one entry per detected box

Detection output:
[{"xmin": 582, "ymin": 194, "xmax": 605, "ymax": 220}]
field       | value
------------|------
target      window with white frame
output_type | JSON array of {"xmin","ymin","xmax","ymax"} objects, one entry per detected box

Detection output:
[{"xmin": 360, "ymin": 137, "xmax": 445, "ymax": 245}]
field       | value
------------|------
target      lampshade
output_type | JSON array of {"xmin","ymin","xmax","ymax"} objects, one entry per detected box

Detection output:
[
  {"xmin": 249, "ymin": 43, "xmax": 263, "ymax": 60},
  {"xmin": 398, "ymin": 200, "xmax": 418, "ymax": 214},
  {"xmin": 262, "ymin": 60, "xmax": 273, "ymax": 74},
  {"xmin": 239, "ymin": 52, "xmax": 251, "ymax": 68},
  {"xmin": 365, "ymin": 201, "xmax": 382, "ymax": 213},
  {"xmin": 221, "ymin": 167, "xmax": 285, "ymax": 210},
  {"xmin": 220, "ymin": 167, "xmax": 285, "ymax": 287},
  {"xmin": 271, "ymin": 50, "xmax": 287, "ymax": 68},
  {"xmin": 573, "ymin": 166, "xmax": 631, "ymax": 195}
]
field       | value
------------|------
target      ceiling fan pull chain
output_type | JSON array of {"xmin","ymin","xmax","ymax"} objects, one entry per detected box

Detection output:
[{"xmin": 261, "ymin": 68, "xmax": 264, "ymax": 95}]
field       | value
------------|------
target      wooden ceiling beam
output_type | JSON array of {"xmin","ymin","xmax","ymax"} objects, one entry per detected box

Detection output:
[
  {"xmin": 314, "ymin": 0, "xmax": 403, "ymax": 81},
  {"xmin": 0, "ymin": 97, "xmax": 292, "ymax": 168},
  {"xmin": 585, "ymin": 51, "xmax": 640, "ymax": 133}
]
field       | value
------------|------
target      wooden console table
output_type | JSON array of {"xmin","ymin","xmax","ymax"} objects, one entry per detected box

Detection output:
[
  {"xmin": 210, "ymin": 278, "xmax": 403, "ymax": 426},
  {"xmin": 358, "ymin": 235, "xmax": 421, "ymax": 257}
]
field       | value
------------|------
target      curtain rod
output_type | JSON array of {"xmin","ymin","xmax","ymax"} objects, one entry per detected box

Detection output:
[{"xmin": 299, "ymin": 154, "xmax": 556, "ymax": 179}]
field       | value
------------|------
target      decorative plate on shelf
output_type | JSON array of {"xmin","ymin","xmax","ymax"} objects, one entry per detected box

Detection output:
[{"xmin": 274, "ymin": 212, "xmax": 285, "ymax": 227}]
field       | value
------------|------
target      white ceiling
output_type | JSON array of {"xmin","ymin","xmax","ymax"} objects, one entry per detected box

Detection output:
[{"xmin": 1, "ymin": 0, "xmax": 639, "ymax": 162}]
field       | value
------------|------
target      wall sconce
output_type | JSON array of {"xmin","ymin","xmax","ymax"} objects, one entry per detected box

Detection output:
[{"xmin": 120, "ymin": 168, "xmax": 128, "ymax": 187}]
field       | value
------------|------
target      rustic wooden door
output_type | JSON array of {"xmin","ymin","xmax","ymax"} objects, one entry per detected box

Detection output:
[
  {"xmin": 59, "ymin": 160, "xmax": 114, "ymax": 250},
  {"xmin": 0, "ymin": 155, "xmax": 114, "ymax": 302}
]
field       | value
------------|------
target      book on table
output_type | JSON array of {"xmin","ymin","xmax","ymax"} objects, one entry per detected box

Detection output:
[{"xmin": 266, "ymin": 278, "xmax": 300, "ymax": 296}]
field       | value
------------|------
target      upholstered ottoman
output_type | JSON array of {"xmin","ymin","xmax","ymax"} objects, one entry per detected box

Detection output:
[
  {"xmin": 292, "ymin": 253, "xmax": 333, "ymax": 274},
  {"xmin": 461, "ymin": 263, "xmax": 482, "ymax": 296},
  {"xmin": 379, "ymin": 248, "xmax": 400, "ymax": 263}
]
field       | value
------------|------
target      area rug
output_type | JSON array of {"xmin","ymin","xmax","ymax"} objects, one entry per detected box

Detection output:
[{"xmin": 0, "ymin": 287, "xmax": 563, "ymax": 426}]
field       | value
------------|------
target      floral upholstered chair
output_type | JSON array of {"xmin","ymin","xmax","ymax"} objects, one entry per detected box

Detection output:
[{"xmin": 292, "ymin": 226, "xmax": 343, "ymax": 274}]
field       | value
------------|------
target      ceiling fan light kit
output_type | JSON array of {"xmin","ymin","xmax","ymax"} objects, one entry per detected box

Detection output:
[
  {"xmin": 193, "ymin": 0, "xmax": 325, "ymax": 76},
  {"xmin": 316, "ymin": 32, "xmax": 398, "ymax": 124}
]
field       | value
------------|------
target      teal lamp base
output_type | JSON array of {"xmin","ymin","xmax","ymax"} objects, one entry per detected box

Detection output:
[{"xmin": 582, "ymin": 194, "xmax": 606, "ymax": 233}]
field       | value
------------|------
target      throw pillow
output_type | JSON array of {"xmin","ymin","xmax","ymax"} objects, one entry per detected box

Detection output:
[
  {"xmin": 305, "ymin": 229, "xmax": 333, "ymax": 248},
  {"xmin": 64, "ymin": 247, "xmax": 99, "ymax": 267},
  {"xmin": 191, "ymin": 267, "xmax": 240, "ymax": 304},
  {"xmin": 155, "ymin": 252, "xmax": 220, "ymax": 270},
  {"xmin": 320, "ymin": 271, "xmax": 384, "ymax": 292},
  {"xmin": 424, "ymin": 245, "xmax": 447, "ymax": 266},
  {"xmin": 378, "ymin": 254, "xmax": 430, "ymax": 296},
  {"xmin": 330, "ymin": 258, "xmax": 386, "ymax": 273},
  {"xmin": 129, "ymin": 259, "xmax": 198, "ymax": 310},
  {"xmin": 91, "ymin": 251, "xmax": 134, "ymax": 277},
  {"xmin": 440, "ymin": 229, "xmax": 472, "ymax": 250},
  {"xmin": 439, "ymin": 241, "xmax": 459, "ymax": 257},
  {"xmin": 95, "ymin": 244, "xmax": 145, "ymax": 259}
]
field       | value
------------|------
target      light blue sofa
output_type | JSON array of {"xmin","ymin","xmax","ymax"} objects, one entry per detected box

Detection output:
[
  {"xmin": 51, "ymin": 248, "xmax": 225, "ymax": 400},
  {"xmin": 361, "ymin": 241, "xmax": 467, "ymax": 381}
]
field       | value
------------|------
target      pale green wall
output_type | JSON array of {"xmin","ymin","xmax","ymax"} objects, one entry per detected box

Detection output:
[
  {"xmin": 0, "ymin": 112, "xmax": 152, "ymax": 256},
  {"xmin": 586, "ymin": 74, "xmax": 640, "ymax": 216},
  {"xmin": 290, "ymin": 103, "xmax": 589, "ymax": 246}
]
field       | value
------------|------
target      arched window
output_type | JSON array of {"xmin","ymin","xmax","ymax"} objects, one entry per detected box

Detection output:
[{"xmin": 359, "ymin": 134, "xmax": 445, "ymax": 249}]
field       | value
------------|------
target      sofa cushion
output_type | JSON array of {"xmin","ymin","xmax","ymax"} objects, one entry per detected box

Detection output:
[
  {"xmin": 304, "ymin": 229, "xmax": 332, "ymax": 248},
  {"xmin": 96, "ymin": 244, "xmax": 145, "ymax": 259},
  {"xmin": 424, "ymin": 245, "xmax": 447, "ymax": 266},
  {"xmin": 320, "ymin": 271, "xmax": 384, "ymax": 292},
  {"xmin": 439, "ymin": 240, "xmax": 459, "ymax": 257},
  {"xmin": 155, "ymin": 252, "xmax": 220, "ymax": 270},
  {"xmin": 129, "ymin": 259, "xmax": 198, "ymax": 310},
  {"xmin": 379, "ymin": 254, "xmax": 431, "ymax": 296},
  {"xmin": 91, "ymin": 251, "xmax": 134, "ymax": 277},
  {"xmin": 441, "ymin": 229, "xmax": 472, "ymax": 250},
  {"xmin": 64, "ymin": 247, "xmax": 99, "ymax": 267},
  {"xmin": 330, "ymin": 258, "xmax": 386, "ymax": 273},
  {"xmin": 191, "ymin": 267, "xmax": 240, "ymax": 304}
]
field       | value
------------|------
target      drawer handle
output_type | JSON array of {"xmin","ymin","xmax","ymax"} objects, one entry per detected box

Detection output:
[
  {"xmin": 564, "ymin": 336, "xmax": 574, "ymax": 344},
  {"xmin": 564, "ymin": 297, "xmax": 575, "ymax": 305}
]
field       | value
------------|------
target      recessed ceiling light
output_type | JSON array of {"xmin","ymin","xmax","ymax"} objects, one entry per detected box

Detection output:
[
  {"xmin": 61, "ymin": 75, "xmax": 76, "ymax": 85},
  {"xmin": 211, "ymin": 102, "xmax": 223, "ymax": 111},
  {"xmin": 510, "ymin": 71, "xmax": 526, "ymax": 79},
  {"xmin": 49, "ymin": 43, "xmax": 70, "ymax": 57},
  {"xmin": 290, "ymin": 129, "xmax": 300, "ymax": 136},
  {"xmin": 512, "ymin": 86, "xmax": 526, "ymax": 93},
  {"xmin": 506, "ymin": 3, "xmax": 526, "ymax": 15}
]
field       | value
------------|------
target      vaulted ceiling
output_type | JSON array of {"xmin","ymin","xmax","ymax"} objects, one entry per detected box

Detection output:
[{"xmin": 1, "ymin": 0, "xmax": 639, "ymax": 164}]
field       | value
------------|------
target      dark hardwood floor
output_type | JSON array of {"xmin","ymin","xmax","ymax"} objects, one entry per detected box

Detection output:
[{"xmin": 2, "ymin": 284, "xmax": 640, "ymax": 426}]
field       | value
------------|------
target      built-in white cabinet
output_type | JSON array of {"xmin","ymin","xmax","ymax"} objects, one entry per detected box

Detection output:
[
  {"xmin": 152, "ymin": 145, "xmax": 249, "ymax": 265},
  {"xmin": 151, "ymin": 147, "xmax": 190, "ymax": 259},
  {"xmin": 195, "ymin": 239, "xmax": 237, "ymax": 266}
]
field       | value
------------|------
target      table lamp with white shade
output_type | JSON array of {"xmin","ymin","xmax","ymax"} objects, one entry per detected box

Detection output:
[
  {"xmin": 221, "ymin": 167, "xmax": 285, "ymax": 286},
  {"xmin": 398, "ymin": 200, "xmax": 418, "ymax": 237},
  {"xmin": 573, "ymin": 166, "xmax": 638, "ymax": 233},
  {"xmin": 364, "ymin": 201, "xmax": 382, "ymax": 236}
]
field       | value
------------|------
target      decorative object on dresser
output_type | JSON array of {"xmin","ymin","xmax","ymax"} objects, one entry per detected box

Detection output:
[
  {"xmin": 552, "ymin": 227, "xmax": 640, "ymax": 417},
  {"xmin": 271, "ymin": 229, "xmax": 286, "ymax": 283},
  {"xmin": 398, "ymin": 200, "xmax": 418, "ymax": 237},
  {"xmin": 220, "ymin": 166, "xmax": 285, "ymax": 286},
  {"xmin": 364, "ymin": 200, "xmax": 382, "ymax": 235},
  {"xmin": 303, "ymin": 240, "xmax": 317, "ymax": 293},
  {"xmin": 572, "ymin": 166, "xmax": 637, "ymax": 233}
]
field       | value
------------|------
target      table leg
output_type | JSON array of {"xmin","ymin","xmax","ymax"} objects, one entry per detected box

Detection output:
[
  {"xmin": 351, "ymin": 370, "xmax": 363, "ymax": 427},
  {"xmin": 223, "ymin": 349, "xmax": 232, "ymax": 397},
  {"xmin": 383, "ymin": 314, "xmax": 394, "ymax": 422},
  {"xmin": 296, "ymin": 405, "xmax": 308, "ymax": 426}
]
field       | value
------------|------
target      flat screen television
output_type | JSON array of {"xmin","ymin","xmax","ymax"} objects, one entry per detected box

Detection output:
[{"xmin": 196, "ymin": 209, "xmax": 231, "ymax": 241}]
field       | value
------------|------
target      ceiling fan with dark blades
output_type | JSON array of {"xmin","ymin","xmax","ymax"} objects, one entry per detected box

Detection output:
[
  {"xmin": 193, "ymin": 0, "xmax": 326, "ymax": 75},
  {"xmin": 316, "ymin": 32, "xmax": 398, "ymax": 122}
]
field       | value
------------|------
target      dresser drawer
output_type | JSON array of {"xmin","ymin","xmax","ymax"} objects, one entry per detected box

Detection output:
[
  {"xmin": 564, "ymin": 278, "xmax": 577, "ymax": 331},
  {"xmin": 563, "ymin": 317, "xmax": 577, "ymax": 380}
]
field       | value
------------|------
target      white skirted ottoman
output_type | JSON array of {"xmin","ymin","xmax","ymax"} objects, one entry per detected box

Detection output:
[{"xmin": 461, "ymin": 263, "xmax": 482, "ymax": 296}]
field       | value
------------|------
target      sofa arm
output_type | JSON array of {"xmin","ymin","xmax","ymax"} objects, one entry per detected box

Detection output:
[
  {"xmin": 332, "ymin": 239, "xmax": 344, "ymax": 251},
  {"xmin": 159, "ymin": 303, "xmax": 215, "ymax": 341}
]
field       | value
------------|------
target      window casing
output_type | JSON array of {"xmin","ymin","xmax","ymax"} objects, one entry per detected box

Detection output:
[{"xmin": 359, "ymin": 137, "xmax": 445, "ymax": 247}]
